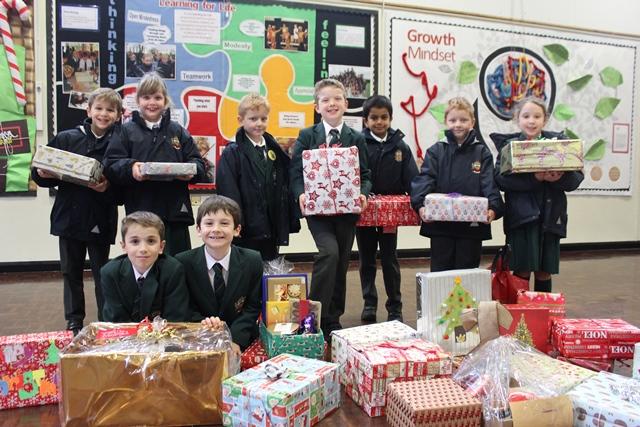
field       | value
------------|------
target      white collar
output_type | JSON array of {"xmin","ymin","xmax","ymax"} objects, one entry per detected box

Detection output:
[
  {"xmin": 247, "ymin": 134, "xmax": 266, "ymax": 148},
  {"xmin": 370, "ymin": 131, "xmax": 387, "ymax": 143},
  {"xmin": 322, "ymin": 120, "xmax": 344, "ymax": 137},
  {"xmin": 145, "ymin": 119, "xmax": 162, "ymax": 130},
  {"xmin": 204, "ymin": 246, "xmax": 231, "ymax": 272},
  {"xmin": 133, "ymin": 266, "xmax": 152, "ymax": 281}
]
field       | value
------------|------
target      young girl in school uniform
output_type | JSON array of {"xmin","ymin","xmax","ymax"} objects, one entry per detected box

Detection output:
[{"xmin": 492, "ymin": 96, "xmax": 584, "ymax": 292}]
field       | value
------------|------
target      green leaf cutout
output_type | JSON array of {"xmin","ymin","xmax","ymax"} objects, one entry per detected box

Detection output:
[
  {"xmin": 437, "ymin": 129, "xmax": 446, "ymax": 140},
  {"xmin": 594, "ymin": 97, "xmax": 621, "ymax": 119},
  {"xmin": 599, "ymin": 67, "xmax": 623, "ymax": 87},
  {"xmin": 543, "ymin": 44, "xmax": 569, "ymax": 65},
  {"xmin": 457, "ymin": 61, "xmax": 478, "ymax": 84},
  {"xmin": 564, "ymin": 128, "xmax": 580, "ymax": 140},
  {"xmin": 553, "ymin": 104, "xmax": 575, "ymax": 121},
  {"xmin": 568, "ymin": 74, "xmax": 592, "ymax": 91},
  {"xmin": 429, "ymin": 104, "xmax": 447, "ymax": 124},
  {"xmin": 584, "ymin": 139, "xmax": 606, "ymax": 161}
]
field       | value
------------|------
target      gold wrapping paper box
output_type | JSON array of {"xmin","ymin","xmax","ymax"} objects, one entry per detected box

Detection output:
[{"xmin": 58, "ymin": 321, "xmax": 233, "ymax": 426}]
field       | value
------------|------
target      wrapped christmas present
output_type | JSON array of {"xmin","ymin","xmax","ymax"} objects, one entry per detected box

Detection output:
[
  {"xmin": 567, "ymin": 372, "xmax": 640, "ymax": 427},
  {"xmin": 58, "ymin": 318, "xmax": 238, "ymax": 426},
  {"xmin": 259, "ymin": 321, "xmax": 324, "ymax": 359},
  {"xmin": 416, "ymin": 269, "xmax": 492, "ymax": 355},
  {"xmin": 0, "ymin": 331, "xmax": 73, "ymax": 410},
  {"xmin": 500, "ymin": 304, "xmax": 551, "ymax": 352},
  {"xmin": 240, "ymin": 339, "xmax": 268, "ymax": 371},
  {"xmin": 356, "ymin": 195, "xmax": 420, "ymax": 227},
  {"xmin": 516, "ymin": 290, "xmax": 566, "ymax": 333},
  {"xmin": 264, "ymin": 299, "xmax": 321, "ymax": 327},
  {"xmin": 261, "ymin": 273, "xmax": 308, "ymax": 322},
  {"xmin": 346, "ymin": 339, "xmax": 453, "ymax": 417},
  {"xmin": 140, "ymin": 162, "xmax": 197, "ymax": 180},
  {"xmin": 302, "ymin": 147, "xmax": 362, "ymax": 215},
  {"xmin": 32, "ymin": 145, "xmax": 103, "ymax": 186},
  {"xmin": 331, "ymin": 321, "xmax": 419, "ymax": 385},
  {"xmin": 635, "ymin": 343, "xmax": 640, "ymax": 379},
  {"xmin": 422, "ymin": 193, "xmax": 488, "ymax": 223},
  {"xmin": 552, "ymin": 318, "xmax": 640, "ymax": 359},
  {"xmin": 222, "ymin": 353, "xmax": 340, "ymax": 426},
  {"xmin": 386, "ymin": 378, "xmax": 482, "ymax": 427},
  {"xmin": 499, "ymin": 139, "xmax": 584, "ymax": 174}
]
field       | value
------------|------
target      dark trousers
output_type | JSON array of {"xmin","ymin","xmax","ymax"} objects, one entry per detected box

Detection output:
[
  {"xmin": 430, "ymin": 236, "xmax": 482, "ymax": 272},
  {"xmin": 59, "ymin": 236, "xmax": 110, "ymax": 323},
  {"xmin": 235, "ymin": 237, "xmax": 279, "ymax": 261},
  {"xmin": 306, "ymin": 215, "xmax": 357, "ymax": 331},
  {"xmin": 163, "ymin": 222, "xmax": 191, "ymax": 256},
  {"xmin": 355, "ymin": 226, "xmax": 402, "ymax": 314}
]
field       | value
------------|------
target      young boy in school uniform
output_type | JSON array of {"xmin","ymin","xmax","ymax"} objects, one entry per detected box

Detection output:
[
  {"xmin": 175, "ymin": 195, "xmax": 263, "ymax": 354},
  {"xmin": 32, "ymin": 88, "xmax": 122, "ymax": 334},
  {"xmin": 216, "ymin": 93, "xmax": 300, "ymax": 261},
  {"xmin": 101, "ymin": 211, "xmax": 190, "ymax": 322},
  {"xmin": 289, "ymin": 78, "xmax": 372, "ymax": 337}
]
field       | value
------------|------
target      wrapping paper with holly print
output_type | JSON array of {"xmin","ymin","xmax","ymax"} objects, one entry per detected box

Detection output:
[
  {"xmin": 416, "ymin": 269, "xmax": 492, "ymax": 356},
  {"xmin": 331, "ymin": 321, "xmax": 419, "ymax": 385},
  {"xmin": 499, "ymin": 139, "xmax": 584, "ymax": 174},
  {"xmin": 422, "ymin": 193, "xmax": 488, "ymax": 222},
  {"xmin": 0, "ymin": 331, "xmax": 73, "ymax": 410},
  {"xmin": 221, "ymin": 353, "xmax": 341, "ymax": 427},
  {"xmin": 552, "ymin": 318, "xmax": 640, "ymax": 359},
  {"xmin": 302, "ymin": 147, "xmax": 362, "ymax": 215},
  {"xmin": 567, "ymin": 372, "xmax": 640, "ymax": 427},
  {"xmin": 345, "ymin": 338, "xmax": 452, "ymax": 417},
  {"xmin": 356, "ymin": 195, "xmax": 420, "ymax": 227},
  {"xmin": 32, "ymin": 145, "xmax": 103, "ymax": 186}
]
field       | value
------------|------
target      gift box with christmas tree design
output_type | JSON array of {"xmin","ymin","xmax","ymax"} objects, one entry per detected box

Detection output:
[
  {"xmin": 416, "ymin": 269, "xmax": 492, "ymax": 355},
  {"xmin": 500, "ymin": 304, "xmax": 551, "ymax": 352}
]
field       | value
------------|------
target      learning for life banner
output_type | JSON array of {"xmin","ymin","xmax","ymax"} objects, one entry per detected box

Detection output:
[{"xmin": 386, "ymin": 10, "xmax": 638, "ymax": 195}]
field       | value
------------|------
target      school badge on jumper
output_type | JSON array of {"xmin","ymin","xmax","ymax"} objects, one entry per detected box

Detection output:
[
  {"xmin": 234, "ymin": 296, "xmax": 246, "ymax": 313},
  {"xmin": 171, "ymin": 136, "xmax": 181, "ymax": 150},
  {"xmin": 267, "ymin": 149, "xmax": 276, "ymax": 161},
  {"xmin": 394, "ymin": 149, "xmax": 403, "ymax": 162},
  {"xmin": 471, "ymin": 160, "xmax": 481, "ymax": 173}
]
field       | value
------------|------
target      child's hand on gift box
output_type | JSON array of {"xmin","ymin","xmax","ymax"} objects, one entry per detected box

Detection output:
[
  {"xmin": 534, "ymin": 172, "xmax": 546, "ymax": 182},
  {"xmin": 298, "ymin": 194, "xmax": 306, "ymax": 215},
  {"xmin": 201, "ymin": 316, "xmax": 225, "ymax": 330},
  {"xmin": 485, "ymin": 209, "xmax": 496, "ymax": 224},
  {"xmin": 418, "ymin": 207, "xmax": 433, "ymax": 223},
  {"xmin": 359, "ymin": 194, "xmax": 368, "ymax": 211},
  {"xmin": 132, "ymin": 162, "xmax": 147, "ymax": 182},
  {"xmin": 89, "ymin": 178, "xmax": 110, "ymax": 193},
  {"xmin": 37, "ymin": 168, "xmax": 57, "ymax": 179},
  {"xmin": 543, "ymin": 171, "xmax": 564, "ymax": 182}
]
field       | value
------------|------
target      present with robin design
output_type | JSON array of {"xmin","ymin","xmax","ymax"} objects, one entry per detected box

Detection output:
[
  {"xmin": 222, "ymin": 353, "xmax": 340, "ymax": 426},
  {"xmin": 58, "ymin": 318, "xmax": 237, "ymax": 426},
  {"xmin": 499, "ymin": 139, "xmax": 584, "ymax": 174},
  {"xmin": 140, "ymin": 162, "xmax": 197, "ymax": 180},
  {"xmin": 0, "ymin": 330, "xmax": 73, "ymax": 410},
  {"xmin": 356, "ymin": 194, "xmax": 420, "ymax": 227},
  {"xmin": 302, "ymin": 147, "xmax": 362, "ymax": 215},
  {"xmin": 32, "ymin": 145, "xmax": 103, "ymax": 186},
  {"xmin": 422, "ymin": 193, "xmax": 488, "ymax": 223}
]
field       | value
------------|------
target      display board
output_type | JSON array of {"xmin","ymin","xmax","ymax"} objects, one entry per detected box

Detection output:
[
  {"xmin": 386, "ymin": 10, "xmax": 638, "ymax": 195},
  {"xmin": 51, "ymin": 0, "xmax": 377, "ymax": 186}
]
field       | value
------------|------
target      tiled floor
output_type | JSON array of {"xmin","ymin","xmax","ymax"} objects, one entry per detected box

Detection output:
[{"xmin": 0, "ymin": 248, "xmax": 638, "ymax": 426}]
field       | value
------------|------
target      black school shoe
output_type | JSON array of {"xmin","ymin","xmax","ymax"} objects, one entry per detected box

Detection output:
[
  {"xmin": 360, "ymin": 306, "xmax": 377, "ymax": 322},
  {"xmin": 66, "ymin": 320, "xmax": 83, "ymax": 336},
  {"xmin": 387, "ymin": 312, "xmax": 403, "ymax": 323}
]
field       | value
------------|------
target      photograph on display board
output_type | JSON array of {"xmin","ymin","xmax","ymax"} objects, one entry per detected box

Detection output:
[
  {"xmin": 60, "ymin": 42, "xmax": 100, "ymax": 94},
  {"xmin": 68, "ymin": 91, "xmax": 89, "ymax": 110},
  {"xmin": 264, "ymin": 18, "xmax": 308, "ymax": 52},
  {"xmin": 194, "ymin": 135, "xmax": 216, "ymax": 184},
  {"xmin": 125, "ymin": 43, "xmax": 176, "ymax": 79},
  {"xmin": 328, "ymin": 64, "xmax": 371, "ymax": 99}
]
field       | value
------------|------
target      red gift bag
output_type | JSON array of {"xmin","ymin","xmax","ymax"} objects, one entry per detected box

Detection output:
[{"xmin": 489, "ymin": 245, "xmax": 529, "ymax": 304}]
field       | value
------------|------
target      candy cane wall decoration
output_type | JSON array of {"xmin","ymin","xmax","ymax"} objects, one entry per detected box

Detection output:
[{"xmin": 0, "ymin": 0, "xmax": 31, "ymax": 107}]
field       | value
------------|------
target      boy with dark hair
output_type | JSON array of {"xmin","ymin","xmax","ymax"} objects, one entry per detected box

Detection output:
[
  {"xmin": 175, "ymin": 195, "xmax": 263, "ymax": 353},
  {"xmin": 357, "ymin": 95, "xmax": 419, "ymax": 323},
  {"xmin": 32, "ymin": 88, "xmax": 122, "ymax": 334},
  {"xmin": 101, "ymin": 211, "xmax": 190, "ymax": 322}
]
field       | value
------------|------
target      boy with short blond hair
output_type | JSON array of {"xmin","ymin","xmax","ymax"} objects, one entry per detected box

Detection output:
[
  {"xmin": 175, "ymin": 195, "xmax": 263, "ymax": 352},
  {"xmin": 216, "ymin": 92, "xmax": 299, "ymax": 261},
  {"xmin": 289, "ymin": 78, "xmax": 372, "ymax": 338},
  {"xmin": 32, "ymin": 87, "xmax": 122, "ymax": 334},
  {"xmin": 101, "ymin": 211, "xmax": 190, "ymax": 322}
]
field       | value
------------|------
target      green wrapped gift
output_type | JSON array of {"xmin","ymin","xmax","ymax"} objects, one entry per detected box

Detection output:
[
  {"xmin": 259, "ymin": 322, "xmax": 325, "ymax": 359},
  {"xmin": 500, "ymin": 139, "xmax": 583, "ymax": 174}
]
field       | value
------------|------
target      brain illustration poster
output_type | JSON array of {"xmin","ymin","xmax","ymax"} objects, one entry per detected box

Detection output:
[
  {"xmin": 52, "ymin": 0, "xmax": 376, "ymax": 186},
  {"xmin": 387, "ymin": 11, "xmax": 638, "ymax": 194}
]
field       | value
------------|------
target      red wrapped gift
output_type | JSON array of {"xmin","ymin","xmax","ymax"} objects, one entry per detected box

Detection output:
[
  {"xmin": 302, "ymin": 147, "xmax": 362, "ymax": 215},
  {"xmin": 240, "ymin": 339, "xmax": 268, "ymax": 371},
  {"xmin": 500, "ymin": 304, "xmax": 550, "ymax": 352},
  {"xmin": 516, "ymin": 290, "xmax": 566, "ymax": 319},
  {"xmin": 0, "ymin": 331, "xmax": 73, "ymax": 410},
  {"xmin": 356, "ymin": 195, "xmax": 420, "ymax": 227},
  {"xmin": 552, "ymin": 318, "xmax": 640, "ymax": 359}
]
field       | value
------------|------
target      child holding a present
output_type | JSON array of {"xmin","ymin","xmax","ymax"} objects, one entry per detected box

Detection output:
[
  {"xmin": 104, "ymin": 72, "xmax": 206, "ymax": 255},
  {"xmin": 356, "ymin": 95, "xmax": 418, "ymax": 323},
  {"xmin": 32, "ymin": 88, "xmax": 122, "ymax": 334},
  {"xmin": 101, "ymin": 211, "xmax": 190, "ymax": 323},
  {"xmin": 216, "ymin": 93, "xmax": 300, "ymax": 261},
  {"xmin": 290, "ymin": 78, "xmax": 372, "ymax": 337},
  {"xmin": 176, "ymin": 195, "xmax": 263, "ymax": 354},
  {"xmin": 493, "ymin": 96, "xmax": 584, "ymax": 292},
  {"xmin": 411, "ymin": 97, "xmax": 503, "ymax": 272}
]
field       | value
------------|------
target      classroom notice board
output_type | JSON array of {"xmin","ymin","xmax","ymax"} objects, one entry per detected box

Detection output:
[
  {"xmin": 386, "ymin": 10, "xmax": 639, "ymax": 195},
  {"xmin": 49, "ymin": 0, "xmax": 377, "ymax": 186}
]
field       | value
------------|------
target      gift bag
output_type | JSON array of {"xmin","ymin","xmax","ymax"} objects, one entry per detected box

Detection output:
[{"xmin": 490, "ymin": 245, "xmax": 529, "ymax": 304}]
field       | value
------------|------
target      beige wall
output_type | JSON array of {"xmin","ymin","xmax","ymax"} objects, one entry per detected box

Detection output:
[{"xmin": 2, "ymin": 0, "xmax": 639, "ymax": 263}]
